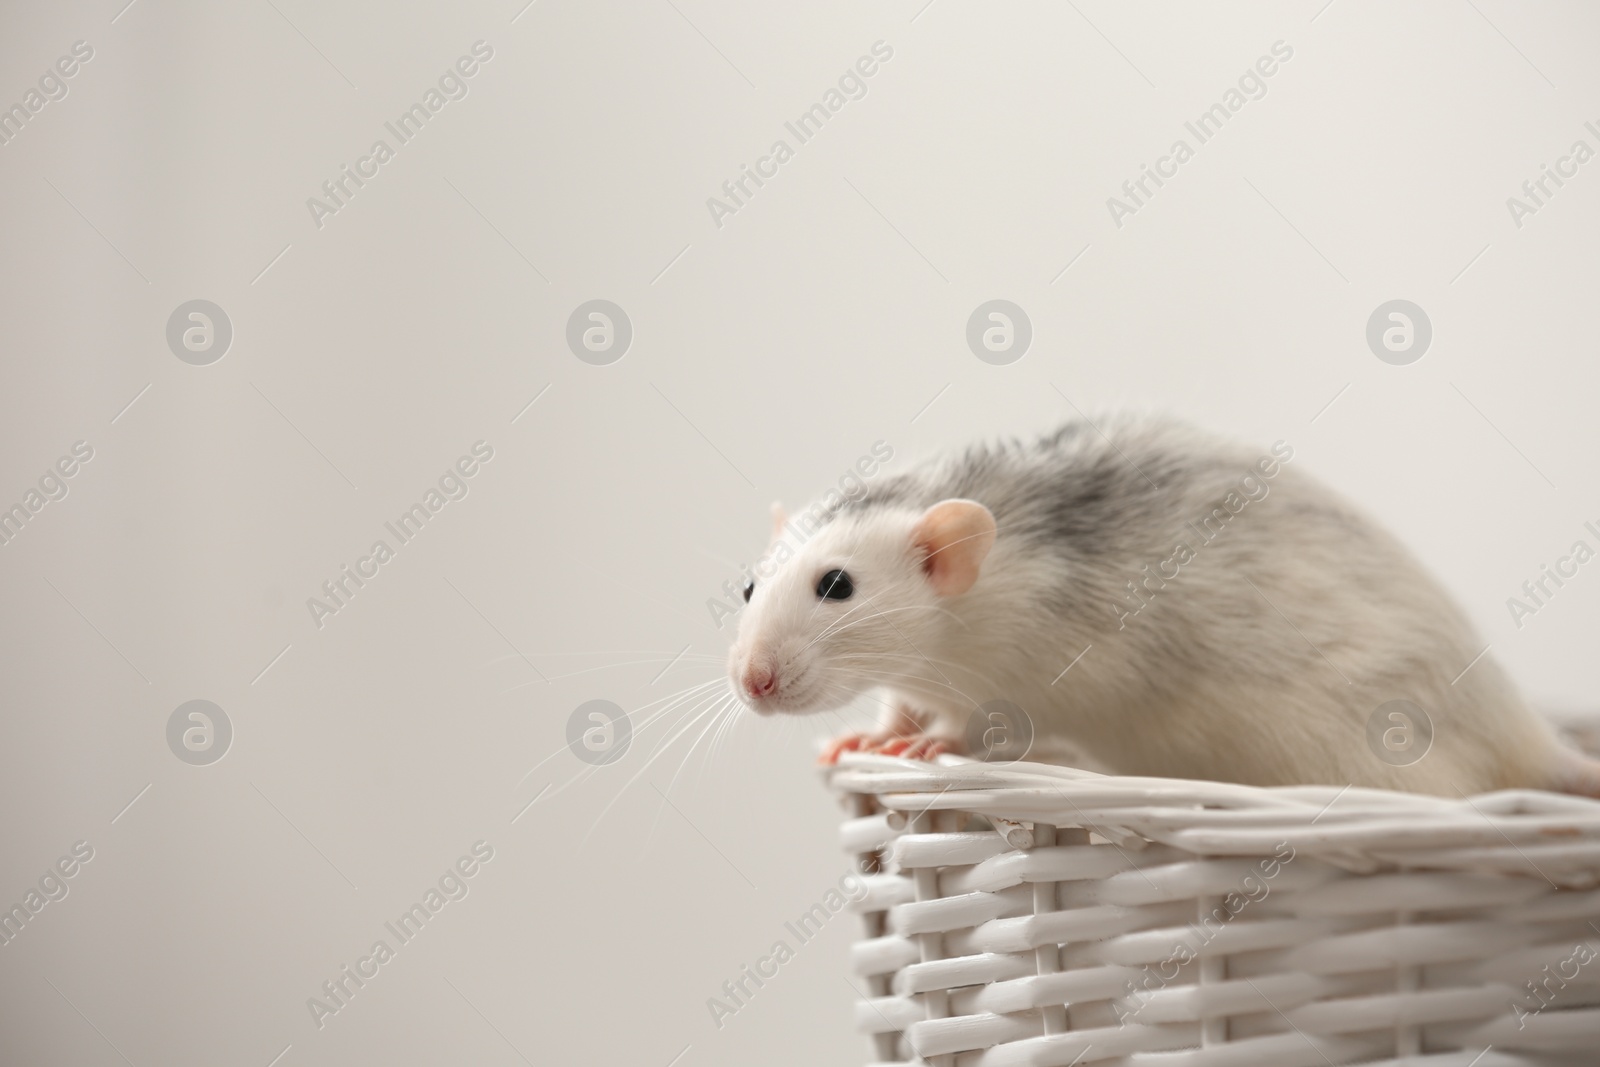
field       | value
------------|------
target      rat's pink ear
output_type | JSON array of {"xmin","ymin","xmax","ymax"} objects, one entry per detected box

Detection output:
[
  {"xmin": 912, "ymin": 499, "xmax": 996, "ymax": 596},
  {"xmin": 769, "ymin": 501, "xmax": 788, "ymax": 543}
]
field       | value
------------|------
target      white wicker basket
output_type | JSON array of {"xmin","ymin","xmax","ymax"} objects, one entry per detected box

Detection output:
[{"xmin": 828, "ymin": 755, "xmax": 1600, "ymax": 1066}]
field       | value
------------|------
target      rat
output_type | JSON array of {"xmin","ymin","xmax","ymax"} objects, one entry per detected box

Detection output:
[{"xmin": 726, "ymin": 415, "xmax": 1600, "ymax": 797}]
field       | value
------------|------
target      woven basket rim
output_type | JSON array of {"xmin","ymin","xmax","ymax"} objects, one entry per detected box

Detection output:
[{"xmin": 827, "ymin": 754, "xmax": 1600, "ymax": 885}]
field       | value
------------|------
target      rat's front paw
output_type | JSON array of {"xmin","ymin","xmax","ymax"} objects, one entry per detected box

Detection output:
[
  {"xmin": 819, "ymin": 731, "xmax": 958, "ymax": 765},
  {"xmin": 875, "ymin": 735, "xmax": 955, "ymax": 760},
  {"xmin": 819, "ymin": 732, "xmax": 873, "ymax": 765}
]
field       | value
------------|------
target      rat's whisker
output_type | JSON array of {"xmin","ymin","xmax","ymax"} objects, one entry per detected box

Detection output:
[
  {"xmin": 705, "ymin": 697, "xmax": 743, "ymax": 771},
  {"xmin": 643, "ymin": 694, "xmax": 738, "ymax": 849},
  {"xmin": 831, "ymin": 649, "xmax": 1008, "ymax": 698},
  {"xmin": 620, "ymin": 682, "xmax": 745, "ymax": 757},
  {"xmin": 809, "ymin": 604, "xmax": 965, "ymax": 648},
  {"xmin": 533, "ymin": 693, "xmax": 714, "ymax": 806},
  {"xmin": 579, "ymin": 692, "xmax": 734, "ymax": 837},
  {"xmin": 482, "ymin": 649, "xmax": 723, "ymax": 672},
  {"xmin": 485, "ymin": 649, "xmax": 724, "ymax": 662},
  {"xmin": 832, "ymin": 666, "xmax": 982, "ymax": 707},
  {"xmin": 629, "ymin": 677, "xmax": 730, "ymax": 719},
  {"xmin": 536, "ymin": 657, "xmax": 722, "ymax": 683},
  {"xmin": 804, "ymin": 603, "xmax": 943, "ymax": 652},
  {"xmin": 512, "ymin": 677, "xmax": 730, "ymax": 790},
  {"xmin": 782, "ymin": 547, "xmax": 873, "ymax": 645},
  {"xmin": 496, "ymin": 660, "xmax": 725, "ymax": 698},
  {"xmin": 799, "ymin": 546, "xmax": 865, "ymax": 631}
]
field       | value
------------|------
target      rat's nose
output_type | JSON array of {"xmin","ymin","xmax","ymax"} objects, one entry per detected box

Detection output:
[{"xmin": 742, "ymin": 661, "xmax": 777, "ymax": 700}]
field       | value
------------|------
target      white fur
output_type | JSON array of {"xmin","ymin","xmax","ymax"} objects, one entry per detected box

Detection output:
[{"xmin": 729, "ymin": 421, "xmax": 1588, "ymax": 796}]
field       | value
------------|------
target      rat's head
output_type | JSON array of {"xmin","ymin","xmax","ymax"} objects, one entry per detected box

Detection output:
[{"xmin": 727, "ymin": 498, "xmax": 996, "ymax": 715}]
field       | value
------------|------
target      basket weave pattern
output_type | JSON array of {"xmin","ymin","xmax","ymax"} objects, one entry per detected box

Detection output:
[{"xmin": 829, "ymin": 756, "xmax": 1600, "ymax": 1066}]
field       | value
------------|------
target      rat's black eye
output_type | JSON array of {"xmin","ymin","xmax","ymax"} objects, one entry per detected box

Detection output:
[
  {"xmin": 817, "ymin": 569, "xmax": 853, "ymax": 601},
  {"xmin": 741, "ymin": 577, "xmax": 755, "ymax": 603}
]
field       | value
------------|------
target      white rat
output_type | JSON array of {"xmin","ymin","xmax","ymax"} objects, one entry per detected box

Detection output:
[{"xmin": 726, "ymin": 416, "xmax": 1600, "ymax": 797}]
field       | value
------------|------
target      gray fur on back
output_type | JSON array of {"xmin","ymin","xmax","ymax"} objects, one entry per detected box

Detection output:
[{"xmin": 815, "ymin": 415, "xmax": 1563, "ymax": 794}]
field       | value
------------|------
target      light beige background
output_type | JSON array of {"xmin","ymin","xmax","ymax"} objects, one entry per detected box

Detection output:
[{"xmin": 2, "ymin": 1, "xmax": 1598, "ymax": 1064}]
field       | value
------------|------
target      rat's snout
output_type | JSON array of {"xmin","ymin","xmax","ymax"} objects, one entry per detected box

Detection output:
[
  {"xmin": 739, "ymin": 650, "xmax": 779, "ymax": 702},
  {"xmin": 729, "ymin": 639, "xmax": 784, "ymax": 708},
  {"xmin": 745, "ymin": 664, "xmax": 777, "ymax": 700},
  {"xmin": 730, "ymin": 631, "xmax": 824, "ymax": 714}
]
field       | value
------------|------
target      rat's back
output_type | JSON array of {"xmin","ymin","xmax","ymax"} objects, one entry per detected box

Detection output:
[{"xmin": 830, "ymin": 416, "xmax": 1578, "ymax": 795}]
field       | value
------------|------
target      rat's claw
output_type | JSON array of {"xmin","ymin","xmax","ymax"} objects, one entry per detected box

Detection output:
[
  {"xmin": 820, "ymin": 732, "xmax": 915, "ymax": 763},
  {"xmin": 903, "ymin": 738, "xmax": 950, "ymax": 760},
  {"xmin": 819, "ymin": 733, "xmax": 867, "ymax": 765},
  {"xmin": 822, "ymin": 730, "xmax": 955, "ymax": 764}
]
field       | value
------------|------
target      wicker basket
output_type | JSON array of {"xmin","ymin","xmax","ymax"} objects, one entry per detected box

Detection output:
[{"xmin": 828, "ymin": 755, "xmax": 1600, "ymax": 1066}]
